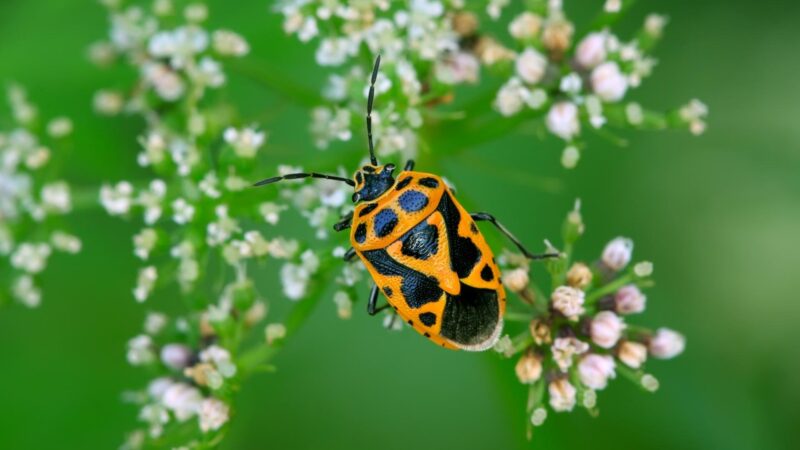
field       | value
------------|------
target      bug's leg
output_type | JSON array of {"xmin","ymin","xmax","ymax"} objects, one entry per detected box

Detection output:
[
  {"xmin": 470, "ymin": 212, "xmax": 560, "ymax": 260},
  {"xmin": 367, "ymin": 284, "xmax": 391, "ymax": 316},
  {"xmin": 342, "ymin": 247, "xmax": 357, "ymax": 263},
  {"xmin": 403, "ymin": 159, "xmax": 415, "ymax": 172},
  {"xmin": 333, "ymin": 211, "xmax": 354, "ymax": 232}
]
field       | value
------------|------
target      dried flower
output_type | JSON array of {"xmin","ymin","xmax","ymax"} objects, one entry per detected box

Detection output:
[
  {"xmin": 515, "ymin": 352, "xmax": 543, "ymax": 384},
  {"xmin": 551, "ymin": 286, "xmax": 585, "ymax": 320},
  {"xmin": 548, "ymin": 378, "xmax": 577, "ymax": 412},
  {"xmin": 566, "ymin": 262, "xmax": 593, "ymax": 289},
  {"xmin": 618, "ymin": 341, "xmax": 648, "ymax": 369}
]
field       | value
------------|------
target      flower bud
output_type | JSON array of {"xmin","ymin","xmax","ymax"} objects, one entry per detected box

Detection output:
[
  {"xmin": 578, "ymin": 354, "xmax": 616, "ymax": 390},
  {"xmin": 566, "ymin": 262, "xmax": 593, "ymax": 289},
  {"xmin": 503, "ymin": 267, "xmax": 530, "ymax": 293},
  {"xmin": 265, "ymin": 323, "xmax": 287, "ymax": 345},
  {"xmin": 160, "ymin": 344, "xmax": 193, "ymax": 370},
  {"xmin": 542, "ymin": 16, "xmax": 574, "ymax": 55},
  {"xmin": 515, "ymin": 352, "xmax": 543, "ymax": 384},
  {"xmin": 546, "ymin": 102, "xmax": 580, "ymax": 140},
  {"xmin": 591, "ymin": 62, "xmax": 628, "ymax": 102},
  {"xmin": 548, "ymin": 378, "xmax": 577, "ymax": 412},
  {"xmin": 601, "ymin": 237, "xmax": 633, "ymax": 271},
  {"xmin": 641, "ymin": 374, "xmax": 660, "ymax": 392},
  {"xmin": 649, "ymin": 328, "xmax": 685, "ymax": 359},
  {"xmin": 530, "ymin": 407, "xmax": 547, "ymax": 426},
  {"xmin": 614, "ymin": 285, "xmax": 646, "ymax": 315},
  {"xmin": 551, "ymin": 286, "xmax": 585, "ymax": 321},
  {"xmin": 452, "ymin": 12, "xmax": 478, "ymax": 37},
  {"xmin": 199, "ymin": 398, "xmax": 230, "ymax": 433},
  {"xmin": 509, "ymin": 12, "xmax": 542, "ymax": 41},
  {"xmin": 590, "ymin": 311, "xmax": 625, "ymax": 348},
  {"xmin": 515, "ymin": 48, "xmax": 547, "ymax": 85},
  {"xmin": 618, "ymin": 340, "xmax": 647, "ymax": 369},
  {"xmin": 529, "ymin": 319, "xmax": 552, "ymax": 345},
  {"xmin": 575, "ymin": 32, "xmax": 607, "ymax": 68}
]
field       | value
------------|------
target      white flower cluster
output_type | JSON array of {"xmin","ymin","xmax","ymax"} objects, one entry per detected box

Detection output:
[
  {"xmin": 490, "ymin": 2, "xmax": 705, "ymax": 168},
  {"xmin": 124, "ymin": 314, "xmax": 234, "ymax": 441},
  {"xmin": 496, "ymin": 201, "xmax": 685, "ymax": 431},
  {"xmin": 0, "ymin": 85, "xmax": 81, "ymax": 308},
  {"xmin": 278, "ymin": 0, "xmax": 484, "ymax": 159}
]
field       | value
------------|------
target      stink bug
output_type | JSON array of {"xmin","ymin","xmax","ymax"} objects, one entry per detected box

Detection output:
[{"xmin": 255, "ymin": 56, "xmax": 556, "ymax": 351}]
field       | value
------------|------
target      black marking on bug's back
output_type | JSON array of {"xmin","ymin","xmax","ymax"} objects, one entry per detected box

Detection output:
[
  {"xmin": 355, "ymin": 172, "xmax": 363, "ymax": 184},
  {"xmin": 419, "ymin": 312, "xmax": 437, "ymax": 327},
  {"xmin": 440, "ymin": 282, "xmax": 499, "ymax": 346},
  {"xmin": 400, "ymin": 221, "xmax": 438, "ymax": 260},
  {"xmin": 438, "ymin": 192, "xmax": 481, "ymax": 278},
  {"xmin": 384, "ymin": 286, "xmax": 393, "ymax": 297},
  {"xmin": 470, "ymin": 222, "xmax": 478, "ymax": 234},
  {"xmin": 355, "ymin": 223, "xmax": 367, "ymax": 244},
  {"xmin": 373, "ymin": 209, "xmax": 399, "ymax": 237},
  {"xmin": 362, "ymin": 248, "xmax": 443, "ymax": 309},
  {"xmin": 395, "ymin": 177, "xmax": 412, "ymax": 190},
  {"xmin": 480, "ymin": 264, "xmax": 494, "ymax": 282},
  {"xmin": 362, "ymin": 166, "xmax": 376, "ymax": 173},
  {"xmin": 398, "ymin": 190, "xmax": 428, "ymax": 213},
  {"xmin": 358, "ymin": 203, "xmax": 378, "ymax": 217},
  {"xmin": 419, "ymin": 177, "xmax": 439, "ymax": 188}
]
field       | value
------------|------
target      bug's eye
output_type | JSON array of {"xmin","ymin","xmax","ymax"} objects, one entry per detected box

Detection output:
[
  {"xmin": 384, "ymin": 164, "xmax": 396, "ymax": 173},
  {"xmin": 352, "ymin": 192, "xmax": 361, "ymax": 203}
]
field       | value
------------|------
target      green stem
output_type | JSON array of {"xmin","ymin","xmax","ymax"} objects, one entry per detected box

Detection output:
[{"xmin": 585, "ymin": 273, "xmax": 633, "ymax": 304}]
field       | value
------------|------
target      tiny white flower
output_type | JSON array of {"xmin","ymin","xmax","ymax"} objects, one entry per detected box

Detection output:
[
  {"xmin": 546, "ymin": 102, "xmax": 580, "ymax": 140},
  {"xmin": 138, "ymin": 179, "xmax": 167, "ymax": 225},
  {"xmin": 127, "ymin": 334, "xmax": 156, "ymax": 366},
  {"xmin": 493, "ymin": 334, "xmax": 513, "ymax": 357},
  {"xmin": 259, "ymin": 202, "xmax": 286, "ymax": 225},
  {"xmin": 649, "ymin": 328, "xmax": 686, "ymax": 359},
  {"xmin": 161, "ymin": 343, "xmax": 193, "ymax": 370},
  {"xmin": 162, "ymin": 383, "xmax": 202, "ymax": 421},
  {"xmin": 515, "ymin": 48, "xmax": 547, "ymax": 85},
  {"xmin": 333, "ymin": 290, "xmax": 352, "ymax": 319},
  {"xmin": 508, "ymin": 12, "xmax": 542, "ymax": 41},
  {"xmin": 46, "ymin": 117, "xmax": 73, "ymax": 138},
  {"xmin": 618, "ymin": 340, "xmax": 648, "ymax": 369},
  {"xmin": 559, "ymin": 73, "xmax": 582, "ymax": 96},
  {"xmin": 602, "ymin": 237, "xmax": 633, "ymax": 271},
  {"xmin": 11, "ymin": 242, "xmax": 51, "ymax": 273},
  {"xmin": 244, "ymin": 231, "xmax": 270, "ymax": 257},
  {"xmin": 137, "ymin": 132, "xmax": 167, "ymax": 167},
  {"xmin": 625, "ymin": 102, "xmax": 644, "ymax": 125},
  {"xmin": 561, "ymin": 145, "xmax": 580, "ymax": 169},
  {"xmin": 614, "ymin": 285, "xmax": 646, "ymax": 315},
  {"xmin": 100, "ymin": 181, "xmax": 134, "ymax": 215},
  {"xmin": 315, "ymin": 37, "xmax": 357, "ymax": 66},
  {"xmin": 578, "ymin": 354, "xmax": 616, "ymax": 390},
  {"xmin": 641, "ymin": 373, "xmax": 660, "ymax": 392},
  {"xmin": 212, "ymin": 30, "xmax": 249, "ymax": 57},
  {"xmin": 644, "ymin": 14, "xmax": 668, "ymax": 38},
  {"xmin": 196, "ymin": 57, "xmax": 225, "ymax": 88},
  {"xmin": 551, "ymin": 286, "xmax": 585, "ymax": 321},
  {"xmin": 51, "ymin": 231, "xmax": 82, "ymax": 254},
  {"xmin": 634, "ymin": 261, "xmax": 654, "ymax": 277},
  {"xmin": 171, "ymin": 198, "xmax": 195, "ymax": 224},
  {"xmin": 604, "ymin": 0, "xmax": 622, "ymax": 13},
  {"xmin": 40, "ymin": 181, "xmax": 72, "ymax": 213},
  {"xmin": 591, "ymin": 62, "xmax": 629, "ymax": 102},
  {"xmin": 199, "ymin": 398, "xmax": 229, "ymax": 433},
  {"xmin": 12, "ymin": 275, "xmax": 41, "ymax": 308},
  {"xmin": 494, "ymin": 77, "xmax": 528, "ymax": 117},
  {"xmin": 183, "ymin": 3, "xmax": 208, "ymax": 23},
  {"xmin": 199, "ymin": 172, "xmax": 221, "ymax": 199},
  {"xmin": 93, "ymin": 90, "xmax": 124, "ymax": 115},
  {"xmin": 575, "ymin": 32, "xmax": 607, "ymax": 69},
  {"xmin": 134, "ymin": 266, "xmax": 158, "ymax": 302},
  {"xmin": 144, "ymin": 64, "xmax": 185, "ymax": 101},
  {"xmin": 133, "ymin": 228, "xmax": 158, "ymax": 260},
  {"xmin": 530, "ymin": 407, "xmax": 547, "ymax": 426},
  {"xmin": 590, "ymin": 311, "xmax": 625, "ymax": 348},
  {"xmin": 265, "ymin": 323, "xmax": 287, "ymax": 345},
  {"xmin": 144, "ymin": 312, "xmax": 168, "ymax": 335},
  {"xmin": 549, "ymin": 378, "xmax": 577, "ymax": 412},
  {"xmin": 551, "ymin": 337, "xmax": 589, "ymax": 372},
  {"xmin": 502, "ymin": 267, "xmax": 530, "ymax": 293}
]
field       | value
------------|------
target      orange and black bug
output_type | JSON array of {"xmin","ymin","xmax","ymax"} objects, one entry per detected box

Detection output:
[{"xmin": 255, "ymin": 56, "xmax": 556, "ymax": 351}]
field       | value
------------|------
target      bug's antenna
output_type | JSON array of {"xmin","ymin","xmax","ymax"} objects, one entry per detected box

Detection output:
[{"xmin": 366, "ymin": 54, "xmax": 381, "ymax": 166}]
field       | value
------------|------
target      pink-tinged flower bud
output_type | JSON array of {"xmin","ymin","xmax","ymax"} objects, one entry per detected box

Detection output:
[
  {"xmin": 591, "ymin": 62, "xmax": 629, "ymax": 102},
  {"xmin": 503, "ymin": 267, "xmax": 530, "ymax": 293},
  {"xmin": 515, "ymin": 48, "xmax": 548, "ymax": 84},
  {"xmin": 566, "ymin": 262, "xmax": 593, "ymax": 289},
  {"xmin": 515, "ymin": 352, "xmax": 543, "ymax": 384},
  {"xmin": 601, "ymin": 237, "xmax": 633, "ymax": 271},
  {"xmin": 649, "ymin": 328, "xmax": 685, "ymax": 359},
  {"xmin": 548, "ymin": 378, "xmax": 577, "ymax": 412},
  {"xmin": 615, "ymin": 285, "xmax": 646, "ymax": 315},
  {"xmin": 618, "ymin": 340, "xmax": 647, "ymax": 369},
  {"xmin": 551, "ymin": 286, "xmax": 585, "ymax": 321},
  {"xmin": 199, "ymin": 398, "xmax": 230, "ymax": 433},
  {"xmin": 546, "ymin": 102, "xmax": 580, "ymax": 140},
  {"xmin": 575, "ymin": 32, "xmax": 607, "ymax": 68},
  {"xmin": 578, "ymin": 354, "xmax": 616, "ymax": 390},
  {"xmin": 590, "ymin": 311, "xmax": 625, "ymax": 348},
  {"xmin": 160, "ymin": 344, "xmax": 193, "ymax": 370}
]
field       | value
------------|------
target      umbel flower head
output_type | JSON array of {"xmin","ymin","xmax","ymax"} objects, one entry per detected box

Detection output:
[
  {"xmin": 0, "ymin": 84, "xmax": 81, "ymax": 308},
  {"xmin": 494, "ymin": 200, "xmax": 685, "ymax": 438}
]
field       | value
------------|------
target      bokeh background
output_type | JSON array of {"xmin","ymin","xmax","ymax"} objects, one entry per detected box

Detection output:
[{"xmin": 1, "ymin": 0, "xmax": 798, "ymax": 449}]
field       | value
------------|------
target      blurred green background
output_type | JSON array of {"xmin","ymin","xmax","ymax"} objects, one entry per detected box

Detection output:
[{"xmin": 1, "ymin": 0, "xmax": 798, "ymax": 449}]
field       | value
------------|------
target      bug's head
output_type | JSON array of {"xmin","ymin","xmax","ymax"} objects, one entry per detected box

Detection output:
[{"xmin": 351, "ymin": 163, "xmax": 396, "ymax": 203}]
